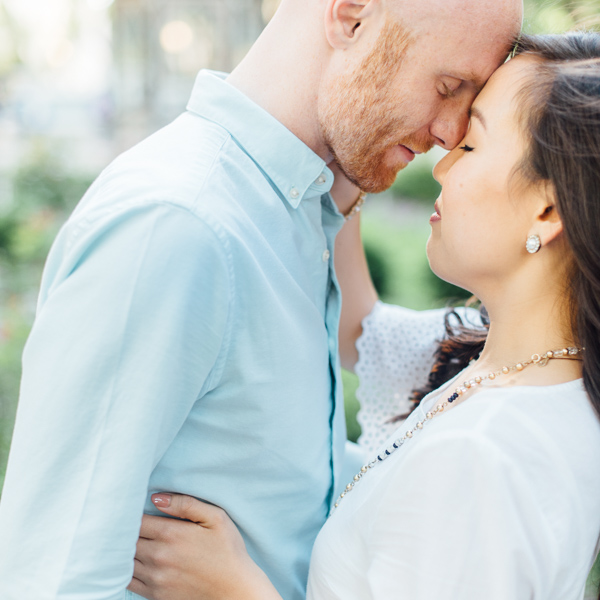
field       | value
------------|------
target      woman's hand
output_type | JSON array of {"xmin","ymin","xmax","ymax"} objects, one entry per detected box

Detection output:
[{"xmin": 128, "ymin": 494, "xmax": 283, "ymax": 600}]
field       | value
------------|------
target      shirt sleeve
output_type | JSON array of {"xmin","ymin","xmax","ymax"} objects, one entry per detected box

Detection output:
[
  {"xmin": 364, "ymin": 432, "xmax": 559, "ymax": 599},
  {"xmin": 0, "ymin": 202, "xmax": 232, "ymax": 600},
  {"xmin": 355, "ymin": 302, "xmax": 481, "ymax": 453}
]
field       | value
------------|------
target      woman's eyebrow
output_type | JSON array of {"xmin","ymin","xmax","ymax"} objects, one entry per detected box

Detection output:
[{"xmin": 469, "ymin": 106, "xmax": 487, "ymax": 130}]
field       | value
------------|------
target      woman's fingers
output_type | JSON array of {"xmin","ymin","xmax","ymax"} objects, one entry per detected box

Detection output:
[
  {"xmin": 138, "ymin": 513, "xmax": 176, "ymax": 540},
  {"xmin": 127, "ymin": 577, "xmax": 149, "ymax": 598},
  {"xmin": 132, "ymin": 556, "xmax": 150, "ymax": 579},
  {"xmin": 134, "ymin": 537, "xmax": 154, "ymax": 567},
  {"xmin": 130, "ymin": 496, "xmax": 282, "ymax": 600},
  {"xmin": 151, "ymin": 493, "xmax": 227, "ymax": 527},
  {"xmin": 131, "ymin": 538, "xmax": 175, "ymax": 600}
]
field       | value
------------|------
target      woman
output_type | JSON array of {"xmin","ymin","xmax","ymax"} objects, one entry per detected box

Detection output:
[{"xmin": 129, "ymin": 33, "xmax": 600, "ymax": 599}]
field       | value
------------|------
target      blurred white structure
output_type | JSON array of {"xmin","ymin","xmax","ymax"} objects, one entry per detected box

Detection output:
[
  {"xmin": 113, "ymin": 0, "xmax": 266, "ymax": 135},
  {"xmin": 0, "ymin": 0, "xmax": 271, "ymax": 172},
  {"xmin": 0, "ymin": 0, "xmax": 114, "ymax": 171}
]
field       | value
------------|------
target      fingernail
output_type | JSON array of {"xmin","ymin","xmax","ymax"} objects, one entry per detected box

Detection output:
[{"xmin": 152, "ymin": 494, "xmax": 172, "ymax": 508}]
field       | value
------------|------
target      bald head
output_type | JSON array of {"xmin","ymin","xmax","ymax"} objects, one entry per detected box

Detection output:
[
  {"xmin": 278, "ymin": 0, "xmax": 522, "ymax": 40},
  {"xmin": 395, "ymin": 0, "xmax": 523, "ymax": 54},
  {"xmin": 395, "ymin": 0, "xmax": 522, "ymax": 28}
]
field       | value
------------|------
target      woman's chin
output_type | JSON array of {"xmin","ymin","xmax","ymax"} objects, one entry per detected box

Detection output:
[{"xmin": 427, "ymin": 259, "xmax": 471, "ymax": 294}]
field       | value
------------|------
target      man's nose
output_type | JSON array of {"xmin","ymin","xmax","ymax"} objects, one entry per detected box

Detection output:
[{"xmin": 429, "ymin": 102, "xmax": 471, "ymax": 150}]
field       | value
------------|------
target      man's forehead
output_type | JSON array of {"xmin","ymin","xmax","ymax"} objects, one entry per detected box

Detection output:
[
  {"xmin": 401, "ymin": 0, "xmax": 522, "ymax": 21},
  {"xmin": 419, "ymin": 32, "xmax": 515, "ymax": 92},
  {"xmin": 389, "ymin": 0, "xmax": 522, "ymax": 90},
  {"xmin": 402, "ymin": 0, "xmax": 522, "ymax": 41},
  {"xmin": 431, "ymin": 10, "xmax": 520, "ymax": 88}
]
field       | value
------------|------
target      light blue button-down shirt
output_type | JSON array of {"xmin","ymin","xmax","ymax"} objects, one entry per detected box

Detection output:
[{"xmin": 0, "ymin": 71, "xmax": 347, "ymax": 600}]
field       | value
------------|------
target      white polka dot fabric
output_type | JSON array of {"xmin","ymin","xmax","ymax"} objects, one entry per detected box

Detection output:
[{"xmin": 354, "ymin": 301, "xmax": 480, "ymax": 453}]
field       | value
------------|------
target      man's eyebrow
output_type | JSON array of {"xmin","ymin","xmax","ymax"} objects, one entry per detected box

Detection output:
[{"xmin": 469, "ymin": 106, "xmax": 487, "ymax": 130}]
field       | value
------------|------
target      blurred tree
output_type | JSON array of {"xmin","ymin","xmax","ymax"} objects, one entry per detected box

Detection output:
[
  {"xmin": 0, "ymin": 2, "xmax": 19, "ymax": 76},
  {"xmin": 0, "ymin": 216, "xmax": 16, "ymax": 260},
  {"xmin": 364, "ymin": 243, "xmax": 392, "ymax": 298},
  {"xmin": 391, "ymin": 159, "xmax": 441, "ymax": 202}
]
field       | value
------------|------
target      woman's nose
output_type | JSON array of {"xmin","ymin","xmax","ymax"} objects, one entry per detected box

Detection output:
[{"xmin": 432, "ymin": 148, "xmax": 460, "ymax": 184}]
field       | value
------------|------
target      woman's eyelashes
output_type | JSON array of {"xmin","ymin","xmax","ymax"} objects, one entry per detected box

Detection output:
[{"xmin": 459, "ymin": 144, "xmax": 474, "ymax": 152}]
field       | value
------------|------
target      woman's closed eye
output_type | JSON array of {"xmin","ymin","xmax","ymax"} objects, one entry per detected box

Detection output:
[{"xmin": 459, "ymin": 144, "xmax": 474, "ymax": 152}]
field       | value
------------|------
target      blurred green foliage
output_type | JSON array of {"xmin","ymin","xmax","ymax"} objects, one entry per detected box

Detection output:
[
  {"xmin": 0, "ymin": 307, "xmax": 31, "ymax": 492},
  {"xmin": 1, "ymin": 144, "xmax": 92, "ymax": 270},
  {"xmin": 390, "ymin": 159, "xmax": 441, "ymax": 202},
  {"xmin": 0, "ymin": 142, "xmax": 93, "ymax": 491},
  {"xmin": 524, "ymin": 0, "xmax": 600, "ymax": 33}
]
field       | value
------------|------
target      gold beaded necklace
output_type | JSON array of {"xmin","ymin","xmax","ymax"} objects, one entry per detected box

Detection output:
[{"xmin": 330, "ymin": 346, "xmax": 584, "ymax": 515}]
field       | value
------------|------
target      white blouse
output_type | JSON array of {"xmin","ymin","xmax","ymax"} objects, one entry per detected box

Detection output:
[{"xmin": 307, "ymin": 302, "xmax": 600, "ymax": 600}]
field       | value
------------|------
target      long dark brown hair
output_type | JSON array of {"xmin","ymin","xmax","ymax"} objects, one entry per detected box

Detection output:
[
  {"xmin": 409, "ymin": 32, "xmax": 600, "ymax": 415},
  {"xmin": 404, "ymin": 32, "xmax": 600, "ymax": 594}
]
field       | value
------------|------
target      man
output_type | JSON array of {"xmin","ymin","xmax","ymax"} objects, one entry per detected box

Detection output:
[{"xmin": 0, "ymin": 0, "xmax": 521, "ymax": 599}]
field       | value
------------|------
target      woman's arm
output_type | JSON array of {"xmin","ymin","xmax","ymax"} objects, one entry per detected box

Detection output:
[
  {"xmin": 328, "ymin": 164, "xmax": 378, "ymax": 371},
  {"xmin": 129, "ymin": 494, "xmax": 283, "ymax": 600}
]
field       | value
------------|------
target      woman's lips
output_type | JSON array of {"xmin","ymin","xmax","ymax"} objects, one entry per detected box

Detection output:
[{"xmin": 430, "ymin": 200, "xmax": 441, "ymax": 223}]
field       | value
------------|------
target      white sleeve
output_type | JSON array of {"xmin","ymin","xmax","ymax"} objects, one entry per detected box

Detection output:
[
  {"xmin": 364, "ymin": 432, "xmax": 559, "ymax": 599},
  {"xmin": 355, "ymin": 302, "xmax": 480, "ymax": 453}
]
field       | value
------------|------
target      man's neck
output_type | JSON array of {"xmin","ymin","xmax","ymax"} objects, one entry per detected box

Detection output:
[{"xmin": 226, "ymin": 6, "xmax": 331, "ymax": 161}]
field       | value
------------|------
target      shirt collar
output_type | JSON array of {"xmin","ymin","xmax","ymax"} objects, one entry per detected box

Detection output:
[{"xmin": 186, "ymin": 70, "xmax": 333, "ymax": 208}]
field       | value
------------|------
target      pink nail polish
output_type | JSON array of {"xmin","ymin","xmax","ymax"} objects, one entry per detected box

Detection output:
[{"xmin": 152, "ymin": 494, "xmax": 172, "ymax": 508}]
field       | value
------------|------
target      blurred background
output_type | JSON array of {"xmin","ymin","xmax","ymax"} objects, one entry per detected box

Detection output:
[{"xmin": 0, "ymin": 0, "xmax": 598, "ymax": 591}]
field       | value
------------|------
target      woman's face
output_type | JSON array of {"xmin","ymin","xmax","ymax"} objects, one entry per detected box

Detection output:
[{"xmin": 427, "ymin": 55, "xmax": 542, "ymax": 297}]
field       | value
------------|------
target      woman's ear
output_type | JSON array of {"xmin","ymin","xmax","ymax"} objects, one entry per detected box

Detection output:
[
  {"xmin": 531, "ymin": 183, "xmax": 563, "ymax": 247},
  {"xmin": 323, "ymin": 0, "xmax": 379, "ymax": 50}
]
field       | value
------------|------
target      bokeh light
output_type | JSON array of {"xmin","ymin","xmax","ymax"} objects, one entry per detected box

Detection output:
[{"xmin": 160, "ymin": 20, "xmax": 194, "ymax": 54}]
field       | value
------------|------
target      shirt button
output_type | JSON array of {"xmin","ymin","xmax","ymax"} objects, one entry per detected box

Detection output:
[
  {"xmin": 322, "ymin": 249, "xmax": 331, "ymax": 262},
  {"xmin": 316, "ymin": 173, "xmax": 327, "ymax": 185},
  {"xmin": 290, "ymin": 187, "xmax": 300, "ymax": 199}
]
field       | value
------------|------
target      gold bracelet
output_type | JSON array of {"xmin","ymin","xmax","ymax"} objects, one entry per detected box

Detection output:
[{"xmin": 343, "ymin": 191, "xmax": 367, "ymax": 221}]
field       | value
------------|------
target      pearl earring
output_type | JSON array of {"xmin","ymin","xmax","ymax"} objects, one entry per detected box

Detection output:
[{"xmin": 526, "ymin": 234, "xmax": 541, "ymax": 254}]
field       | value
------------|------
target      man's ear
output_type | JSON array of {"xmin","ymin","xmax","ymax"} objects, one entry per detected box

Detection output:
[{"xmin": 323, "ymin": 0, "xmax": 379, "ymax": 50}]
